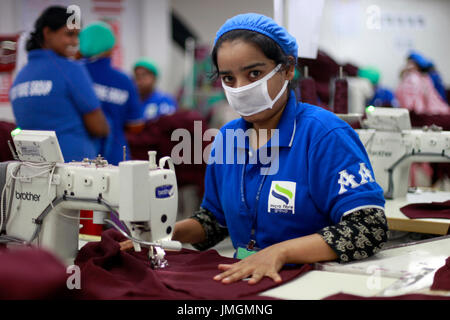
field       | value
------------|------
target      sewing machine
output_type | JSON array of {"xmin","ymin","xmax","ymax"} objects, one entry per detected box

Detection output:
[
  {"xmin": 0, "ymin": 129, "xmax": 181, "ymax": 266},
  {"xmin": 355, "ymin": 107, "xmax": 450, "ymax": 199}
]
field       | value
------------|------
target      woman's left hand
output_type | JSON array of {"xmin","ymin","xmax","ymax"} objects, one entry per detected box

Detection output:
[{"xmin": 213, "ymin": 244, "xmax": 287, "ymax": 285}]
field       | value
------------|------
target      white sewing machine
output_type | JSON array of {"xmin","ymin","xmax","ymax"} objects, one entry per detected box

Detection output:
[
  {"xmin": 355, "ymin": 107, "xmax": 450, "ymax": 199},
  {"xmin": 0, "ymin": 129, "xmax": 181, "ymax": 266}
]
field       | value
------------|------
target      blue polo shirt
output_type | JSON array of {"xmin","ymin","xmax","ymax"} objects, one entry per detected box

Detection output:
[
  {"xmin": 141, "ymin": 90, "xmax": 178, "ymax": 121},
  {"xmin": 10, "ymin": 49, "xmax": 100, "ymax": 162},
  {"xmin": 201, "ymin": 91, "xmax": 385, "ymax": 250},
  {"xmin": 83, "ymin": 57, "xmax": 143, "ymax": 165}
]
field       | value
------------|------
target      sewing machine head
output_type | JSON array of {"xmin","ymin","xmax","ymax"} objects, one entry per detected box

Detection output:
[
  {"xmin": 1, "ymin": 129, "xmax": 181, "ymax": 266},
  {"xmin": 356, "ymin": 107, "xmax": 450, "ymax": 199}
]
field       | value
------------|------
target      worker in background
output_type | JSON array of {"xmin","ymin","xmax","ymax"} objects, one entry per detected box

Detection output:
[
  {"xmin": 408, "ymin": 51, "xmax": 447, "ymax": 104},
  {"xmin": 121, "ymin": 13, "xmax": 388, "ymax": 285},
  {"xmin": 79, "ymin": 21, "xmax": 144, "ymax": 165},
  {"xmin": 358, "ymin": 66, "xmax": 398, "ymax": 108},
  {"xmin": 9, "ymin": 6, "xmax": 109, "ymax": 162},
  {"xmin": 396, "ymin": 51, "xmax": 449, "ymax": 115},
  {"xmin": 133, "ymin": 58, "xmax": 178, "ymax": 121}
]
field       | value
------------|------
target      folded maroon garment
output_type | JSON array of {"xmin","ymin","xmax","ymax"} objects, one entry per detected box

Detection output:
[
  {"xmin": 400, "ymin": 200, "xmax": 450, "ymax": 220},
  {"xmin": 323, "ymin": 293, "xmax": 450, "ymax": 300},
  {"xmin": 0, "ymin": 247, "xmax": 86, "ymax": 299},
  {"xmin": 75, "ymin": 229, "xmax": 313, "ymax": 300},
  {"xmin": 431, "ymin": 256, "xmax": 450, "ymax": 291}
]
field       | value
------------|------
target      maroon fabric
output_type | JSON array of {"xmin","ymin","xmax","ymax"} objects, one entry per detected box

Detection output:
[
  {"xmin": 126, "ymin": 110, "xmax": 208, "ymax": 195},
  {"xmin": 299, "ymin": 77, "xmax": 318, "ymax": 105},
  {"xmin": 323, "ymin": 293, "xmax": 450, "ymax": 300},
  {"xmin": 0, "ymin": 121, "xmax": 16, "ymax": 162},
  {"xmin": 75, "ymin": 229, "xmax": 313, "ymax": 300},
  {"xmin": 333, "ymin": 78, "xmax": 348, "ymax": 114},
  {"xmin": 431, "ymin": 256, "xmax": 450, "ymax": 291},
  {"xmin": 0, "ymin": 247, "xmax": 91, "ymax": 299},
  {"xmin": 409, "ymin": 111, "xmax": 450, "ymax": 131},
  {"xmin": 400, "ymin": 200, "xmax": 450, "ymax": 220}
]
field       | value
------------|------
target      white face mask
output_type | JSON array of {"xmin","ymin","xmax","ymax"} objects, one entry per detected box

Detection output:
[{"xmin": 221, "ymin": 64, "xmax": 289, "ymax": 117}]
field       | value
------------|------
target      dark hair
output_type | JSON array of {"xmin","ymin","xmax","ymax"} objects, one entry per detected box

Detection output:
[
  {"xmin": 211, "ymin": 29, "xmax": 296, "ymax": 90},
  {"xmin": 26, "ymin": 6, "xmax": 71, "ymax": 52}
]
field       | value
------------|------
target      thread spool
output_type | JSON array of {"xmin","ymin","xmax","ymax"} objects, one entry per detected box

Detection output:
[{"xmin": 333, "ymin": 66, "xmax": 348, "ymax": 114}]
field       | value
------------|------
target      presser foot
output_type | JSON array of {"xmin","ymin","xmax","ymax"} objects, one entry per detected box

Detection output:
[{"xmin": 148, "ymin": 245, "xmax": 169, "ymax": 269}]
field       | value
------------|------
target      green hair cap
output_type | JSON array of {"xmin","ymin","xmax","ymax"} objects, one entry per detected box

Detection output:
[
  {"xmin": 79, "ymin": 21, "xmax": 116, "ymax": 57},
  {"xmin": 358, "ymin": 67, "xmax": 380, "ymax": 85},
  {"xmin": 134, "ymin": 58, "xmax": 159, "ymax": 77}
]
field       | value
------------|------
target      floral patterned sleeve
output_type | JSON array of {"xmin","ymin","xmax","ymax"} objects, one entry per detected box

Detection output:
[
  {"xmin": 317, "ymin": 207, "xmax": 388, "ymax": 263},
  {"xmin": 189, "ymin": 207, "xmax": 229, "ymax": 251}
]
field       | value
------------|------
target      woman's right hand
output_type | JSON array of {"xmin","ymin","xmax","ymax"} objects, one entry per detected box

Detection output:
[{"xmin": 119, "ymin": 239, "xmax": 133, "ymax": 251}]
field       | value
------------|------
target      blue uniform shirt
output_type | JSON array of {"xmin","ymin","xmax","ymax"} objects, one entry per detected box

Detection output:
[
  {"xmin": 10, "ymin": 49, "xmax": 100, "ymax": 162},
  {"xmin": 83, "ymin": 57, "xmax": 143, "ymax": 165},
  {"xmin": 141, "ymin": 90, "xmax": 178, "ymax": 121},
  {"xmin": 201, "ymin": 91, "xmax": 385, "ymax": 250}
]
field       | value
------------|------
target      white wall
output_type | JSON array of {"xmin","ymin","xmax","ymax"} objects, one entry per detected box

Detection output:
[{"xmin": 171, "ymin": 0, "xmax": 273, "ymax": 46}]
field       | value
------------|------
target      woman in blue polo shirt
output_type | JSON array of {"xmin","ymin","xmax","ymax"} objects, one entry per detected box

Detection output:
[
  {"xmin": 10, "ymin": 6, "xmax": 109, "ymax": 162},
  {"xmin": 123, "ymin": 13, "xmax": 388, "ymax": 285}
]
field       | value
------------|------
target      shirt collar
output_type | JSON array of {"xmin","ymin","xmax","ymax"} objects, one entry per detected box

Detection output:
[
  {"xmin": 28, "ymin": 49, "xmax": 58, "ymax": 59},
  {"xmin": 86, "ymin": 57, "xmax": 112, "ymax": 67},
  {"xmin": 235, "ymin": 90, "xmax": 298, "ymax": 149}
]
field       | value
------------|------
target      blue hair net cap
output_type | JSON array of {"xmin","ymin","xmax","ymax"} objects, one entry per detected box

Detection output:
[
  {"xmin": 408, "ymin": 51, "xmax": 433, "ymax": 69},
  {"xmin": 214, "ymin": 13, "xmax": 298, "ymax": 60}
]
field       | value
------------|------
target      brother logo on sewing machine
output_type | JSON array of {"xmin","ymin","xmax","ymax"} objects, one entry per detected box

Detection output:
[
  {"xmin": 155, "ymin": 185, "xmax": 174, "ymax": 199},
  {"xmin": 15, "ymin": 191, "xmax": 40, "ymax": 201}
]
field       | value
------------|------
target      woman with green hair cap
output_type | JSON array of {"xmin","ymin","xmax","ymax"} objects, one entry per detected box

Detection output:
[{"xmin": 133, "ymin": 57, "xmax": 178, "ymax": 121}]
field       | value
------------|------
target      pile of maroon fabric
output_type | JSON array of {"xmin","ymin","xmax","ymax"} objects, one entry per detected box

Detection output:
[
  {"xmin": 400, "ymin": 200, "xmax": 450, "ymax": 220},
  {"xmin": 0, "ymin": 246, "xmax": 89, "ymax": 299}
]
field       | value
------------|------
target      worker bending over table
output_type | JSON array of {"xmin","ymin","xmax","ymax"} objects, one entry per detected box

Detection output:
[{"xmin": 121, "ymin": 13, "xmax": 388, "ymax": 286}]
